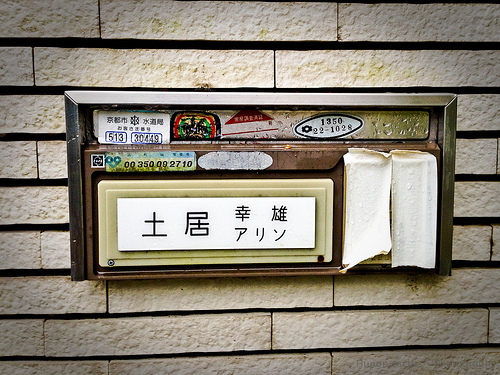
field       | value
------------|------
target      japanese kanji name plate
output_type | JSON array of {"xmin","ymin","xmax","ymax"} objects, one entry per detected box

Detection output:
[{"xmin": 97, "ymin": 179, "xmax": 333, "ymax": 267}]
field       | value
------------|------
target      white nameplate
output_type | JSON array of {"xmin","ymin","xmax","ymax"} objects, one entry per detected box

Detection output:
[
  {"xmin": 94, "ymin": 110, "xmax": 170, "ymax": 144},
  {"xmin": 117, "ymin": 197, "xmax": 315, "ymax": 251}
]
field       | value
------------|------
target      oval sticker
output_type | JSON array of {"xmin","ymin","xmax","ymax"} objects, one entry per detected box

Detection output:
[{"xmin": 293, "ymin": 114, "xmax": 363, "ymax": 139}]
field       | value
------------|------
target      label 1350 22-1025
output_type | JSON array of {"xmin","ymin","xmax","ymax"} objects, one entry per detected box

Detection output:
[{"xmin": 293, "ymin": 114, "xmax": 363, "ymax": 139}]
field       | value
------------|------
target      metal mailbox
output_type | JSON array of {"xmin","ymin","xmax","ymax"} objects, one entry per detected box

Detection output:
[{"xmin": 65, "ymin": 92, "xmax": 456, "ymax": 280}]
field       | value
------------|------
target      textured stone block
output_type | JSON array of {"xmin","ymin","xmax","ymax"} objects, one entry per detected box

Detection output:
[
  {"xmin": 102, "ymin": 1, "xmax": 336, "ymax": 42},
  {"xmin": 0, "ymin": 231, "xmax": 41, "ymax": 269},
  {"xmin": 453, "ymin": 225, "xmax": 492, "ymax": 261},
  {"xmin": 0, "ymin": 95, "xmax": 65, "ymax": 133},
  {"xmin": 109, "ymin": 276, "xmax": 333, "ymax": 313},
  {"xmin": 492, "ymin": 225, "xmax": 500, "ymax": 261},
  {"xmin": 454, "ymin": 182, "xmax": 500, "ymax": 217},
  {"xmin": 276, "ymin": 50, "xmax": 499, "ymax": 88},
  {"xmin": 0, "ymin": 141, "xmax": 37, "ymax": 178},
  {"xmin": 0, "ymin": 320, "xmax": 44, "ymax": 356},
  {"xmin": 490, "ymin": 308, "xmax": 500, "ymax": 343},
  {"xmin": 34, "ymin": 48, "xmax": 274, "ymax": 88},
  {"xmin": 38, "ymin": 141, "xmax": 67, "ymax": 179},
  {"xmin": 457, "ymin": 95, "xmax": 500, "ymax": 131},
  {"xmin": 331, "ymin": 348, "xmax": 500, "ymax": 375},
  {"xmin": 273, "ymin": 309, "xmax": 488, "ymax": 349},
  {"xmin": 41, "ymin": 231, "xmax": 71, "ymax": 269},
  {"xmin": 0, "ymin": 47, "xmax": 33, "ymax": 86},
  {"xmin": 339, "ymin": 3, "xmax": 500, "ymax": 42},
  {"xmin": 45, "ymin": 313, "xmax": 271, "ymax": 356},
  {"xmin": 0, "ymin": 0, "xmax": 99, "ymax": 38},
  {"xmin": 0, "ymin": 361, "xmax": 108, "ymax": 375},
  {"xmin": 110, "ymin": 353, "xmax": 331, "ymax": 375},
  {"xmin": 334, "ymin": 269, "xmax": 500, "ymax": 306},
  {"xmin": 0, "ymin": 186, "xmax": 69, "ymax": 224},
  {"xmin": 0, "ymin": 276, "xmax": 106, "ymax": 315},
  {"xmin": 455, "ymin": 139, "xmax": 498, "ymax": 174}
]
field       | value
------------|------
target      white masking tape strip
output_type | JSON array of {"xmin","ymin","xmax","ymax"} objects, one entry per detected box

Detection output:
[
  {"xmin": 342, "ymin": 148, "xmax": 392, "ymax": 271},
  {"xmin": 390, "ymin": 150, "xmax": 437, "ymax": 269}
]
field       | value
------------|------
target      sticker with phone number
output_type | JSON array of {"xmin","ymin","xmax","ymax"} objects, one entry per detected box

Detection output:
[{"xmin": 105, "ymin": 151, "xmax": 196, "ymax": 172}]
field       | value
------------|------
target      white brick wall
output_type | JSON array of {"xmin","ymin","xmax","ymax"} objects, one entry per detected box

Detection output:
[
  {"xmin": 331, "ymin": 348, "xmax": 500, "ymax": 375},
  {"xmin": 0, "ymin": 276, "xmax": 106, "ymax": 315},
  {"xmin": 34, "ymin": 48, "xmax": 275, "ymax": 88},
  {"xmin": 110, "ymin": 353, "xmax": 332, "ymax": 375},
  {"xmin": 454, "ymin": 182, "xmax": 500, "ymax": 217},
  {"xmin": 273, "ymin": 309, "xmax": 488, "ymax": 350},
  {"xmin": 0, "ymin": 230, "xmax": 69, "ymax": 271},
  {"xmin": 276, "ymin": 50, "xmax": 499, "ymax": 88},
  {"xmin": 101, "ymin": 1, "xmax": 337, "ymax": 42},
  {"xmin": 0, "ymin": 1, "xmax": 499, "ymax": 368},
  {"xmin": 45, "ymin": 313, "xmax": 271, "ymax": 356},
  {"xmin": 497, "ymin": 139, "xmax": 500, "ymax": 174},
  {"xmin": 0, "ymin": 361, "xmax": 108, "ymax": 375},
  {"xmin": 0, "ymin": 141, "xmax": 38, "ymax": 178},
  {"xmin": 0, "ymin": 0, "xmax": 99, "ymax": 38},
  {"xmin": 37, "ymin": 141, "xmax": 68, "ymax": 179},
  {"xmin": 333, "ymin": 269, "xmax": 500, "ymax": 306},
  {"xmin": 109, "ymin": 276, "xmax": 333, "ymax": 313},
  {"xmin": 453, "ymin": 225, "xmax": 492, "ymax": 261},
  {"xmin": 0, "ymin": 231, "xmax": 41, "ymax": 269},
  {"xmin": 338, "ymin": 3, "xmax": 500, "ymax": 42},
  {"xmin": 455, "ymin": 139, "xmax": 498, "ymax": 174},
  {"xmin": 0, "ymin": 95, "xmax": 65, "ymax": 133},
  {"xmin": 457, "ymin": 95, "xmax": 500, "ymax": 131},
  {"xmin": 0, "ymin": 47, "xmax": 33, "ymax": 85},
  {"xmin": 0, "ymin": 320, "xmax": 44, "ymax": 357},
  {"xmin": 41, "ymin": 231, "xmax": 71, "ymax": 269},
  {"xmin": 0, "ymin": 187, "xmax": 68, "ymax": 224},
  {"xmin": 493, "ymin": 225, "xmax": 500, "ymax": 261},
  {"xmin": 490, "ymin": 308, "xmax": 500, "ymax": 343}
]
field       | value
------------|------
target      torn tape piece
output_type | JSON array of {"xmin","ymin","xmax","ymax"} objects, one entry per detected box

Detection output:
[
  {"xmin": 391, "ymin": 150, "xmax": 437, "ymax": 269},
  {"xmin": 198, "ymin": 151, "xmax": 273, "ymax": 170},
  {"xmin": 342, "ymin": 148, "xmax": 392, "ymax": 272}
]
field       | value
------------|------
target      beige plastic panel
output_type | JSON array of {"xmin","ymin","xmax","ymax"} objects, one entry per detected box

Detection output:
[{"xmin": 98, "ymin": 179, "xmax": 333, "ymax": 267}]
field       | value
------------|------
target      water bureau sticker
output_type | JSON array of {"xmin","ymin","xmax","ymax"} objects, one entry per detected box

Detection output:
[
  {"xmin": 293, "ymin": 113, "xmax": 363, "ymax": 139},
  {"xmin": 93, "ymin": 110, "xmax": 170, "ymax": 144},
  {"xmin": 223, "ymin": 109, "xmax": 277, "ymax": 137},
  {"xmin": 105, "ymin": 151, "xmax": 196, "ymax": 172},
  {"xmin": 171, "ymin": 112, "xmax": 220, "ymax": 139}
]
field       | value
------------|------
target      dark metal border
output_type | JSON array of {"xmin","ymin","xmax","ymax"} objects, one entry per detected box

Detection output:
[
  {"xmin": 438, "ymin": 96, "xmax": 457, "ymax": 275},
  {"xmin": 65, "ymin": 95, "xmax": 85, "ymax": 280}
]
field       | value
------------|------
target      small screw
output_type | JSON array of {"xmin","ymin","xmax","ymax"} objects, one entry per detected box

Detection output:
[
  {"xmin": 317, "ymin": 255, "xmax": 325, "ymax": 262},
  {"xmin": 107, "ymin": 260, "xmax": 115, "ymax": 266}
]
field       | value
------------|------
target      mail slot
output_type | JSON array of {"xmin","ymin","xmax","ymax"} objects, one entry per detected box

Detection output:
[{"xmin": 65, "ymin": 92, "xmax": 456, "ymax": 280}]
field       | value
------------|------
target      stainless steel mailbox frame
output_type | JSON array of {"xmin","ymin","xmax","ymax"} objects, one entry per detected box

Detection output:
[{"xmin": 66, "ymin": 91, "xmax": 456, "ymax": 281}]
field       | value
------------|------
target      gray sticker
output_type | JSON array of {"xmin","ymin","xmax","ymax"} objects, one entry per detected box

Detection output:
[{"xmin": 198, "ymin": 151, "xmax": 273, "ymax": 170}]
